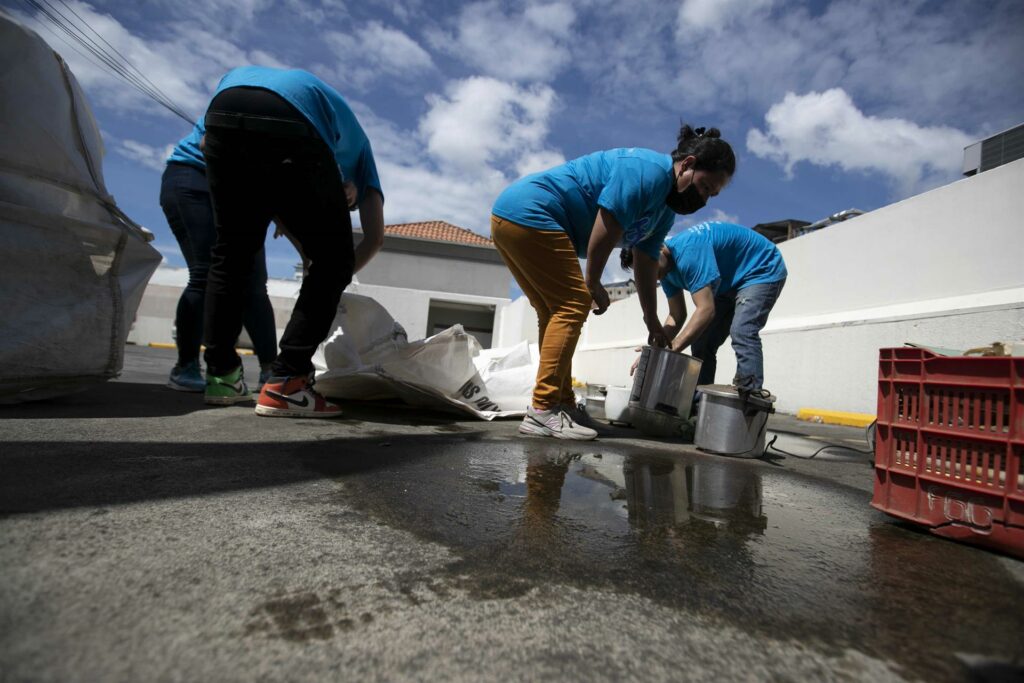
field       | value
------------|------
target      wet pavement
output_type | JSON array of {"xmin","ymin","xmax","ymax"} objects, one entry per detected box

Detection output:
[{"xmin": 1, "ymin": 346, "xmax": 1022, "ymax": 682}]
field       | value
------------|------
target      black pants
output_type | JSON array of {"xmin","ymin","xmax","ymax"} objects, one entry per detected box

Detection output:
[
  {"xmin": 202, "ymin": 89, "xmax": 354, "ymax": 378},
  {"xmin": 159, "ymin": 162, "xmax": 277, "ymax": 367}
]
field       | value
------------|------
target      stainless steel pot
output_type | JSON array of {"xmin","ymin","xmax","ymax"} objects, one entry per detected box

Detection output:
[
  {"xmin": 694, "ymin": 384, "xmax": 776, "ymax": 458},
  {"xmin": 628, "ymin": 346, "xmax": 702, "ymax": 437}
]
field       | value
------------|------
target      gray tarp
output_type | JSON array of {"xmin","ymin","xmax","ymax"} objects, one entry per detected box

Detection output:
[{"xmin": 0, "ymin": 10, "xmax": 162, "ymax": 403}]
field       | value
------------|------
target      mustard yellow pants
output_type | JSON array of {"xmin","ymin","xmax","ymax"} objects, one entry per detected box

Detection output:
[{"xmin": 491, "ymin": 215, "xmax": 592, "ymax": 410}]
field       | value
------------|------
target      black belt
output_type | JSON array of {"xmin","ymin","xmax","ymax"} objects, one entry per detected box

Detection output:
[{"xmin": 205, "ymin": 111, "xmax": 316, "ymax": 138}]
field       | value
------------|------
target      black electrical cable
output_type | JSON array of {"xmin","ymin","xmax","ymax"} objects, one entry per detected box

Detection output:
[
  {"xmin": 22, "ymin": 0, "xmax": 195, "ymax": 124},
  {"xmin": 765, "ymin": 420, "xmax": 877, "ymax": 459}
]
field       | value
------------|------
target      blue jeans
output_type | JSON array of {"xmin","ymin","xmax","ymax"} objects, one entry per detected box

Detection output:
[
  {"xmin": 690, "ymin": 279, "xmax": 785, "ymax": 391},
  {"xmin": 159, "ymin": 162, "xmax": 278, "ymax": 367}
]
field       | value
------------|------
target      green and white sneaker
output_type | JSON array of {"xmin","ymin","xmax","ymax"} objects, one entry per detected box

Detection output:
[{"xmin": 204, "ymin": 366, "xmax": 253, "ymax": 406}]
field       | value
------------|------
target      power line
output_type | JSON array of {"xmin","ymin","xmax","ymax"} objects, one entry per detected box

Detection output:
[{"xmin": 22, "ymin": 0, "xmax": 196, "ymax": 124}]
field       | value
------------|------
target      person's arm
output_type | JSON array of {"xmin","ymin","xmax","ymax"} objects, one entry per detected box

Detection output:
[
  {"xmin": 632, "ymin": 248, "xmax": 668, "ymax": 347},
  {"xmin": 662, "ymin": 292, "xmax": 688, "ymax": 341},
  {"xmin": 669, "ymin": 286, "xmax": 715, "ymax": 352},
  {"xmin": 584, "ymin": 207, "xmax": 622, "ymax": 314},
  {"xmin": 354, "ymin": 187, "xmax": 384, "ymax": 274},
  {"xmin": 273, "ymin": 219, "xmax": 309, "ymax": 275}
]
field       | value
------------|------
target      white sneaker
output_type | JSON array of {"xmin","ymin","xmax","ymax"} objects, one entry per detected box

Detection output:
[
  {"xmin": 562, "ymin": 402, "xmax": 603, "ymax": 432},
  {"xmin": 519, "ymin": 405, "xmax": 598, "ymax": 441}
]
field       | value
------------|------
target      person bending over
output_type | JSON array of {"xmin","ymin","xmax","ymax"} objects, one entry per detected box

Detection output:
[
  {"xmin": 491, "ymin": 125, "xmax": 736, "ymax": 440},
  {"xmin": 650, "ymin": 221, "xmax": 787, "ymax": 397},
  {"xmin": 160, "ymin": 120, "xmax": 279, "ymax": 393},
  {"xmin": 200, "ymin": 66, "xmax": 384, "ymax": 418}
]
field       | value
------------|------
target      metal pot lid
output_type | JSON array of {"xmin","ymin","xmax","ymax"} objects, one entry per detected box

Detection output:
[{"xmin": 696, "ymin": 384, "xmax": 776, "ymax": 407}]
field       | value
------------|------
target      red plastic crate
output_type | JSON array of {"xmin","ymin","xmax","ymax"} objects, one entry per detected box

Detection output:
[{"xmin": 871, "ymin": 347, "xmax": 1024, "ymax": 558}]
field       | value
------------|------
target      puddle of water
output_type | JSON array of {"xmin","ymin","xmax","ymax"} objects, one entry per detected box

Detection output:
[{"xmin": 302, "ymin": 438, "xmax": 1024, "ymax": 681}]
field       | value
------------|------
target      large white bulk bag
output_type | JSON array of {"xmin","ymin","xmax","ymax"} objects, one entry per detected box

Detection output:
[{"xmin": 0, "ymin": 10, "xmax": 162, "ymax": 403}]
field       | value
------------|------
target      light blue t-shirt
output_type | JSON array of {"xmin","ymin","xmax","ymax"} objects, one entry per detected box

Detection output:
[
  {"xmin": 492, "ymin": 148, "xmax": 676, "ymax": 259},
  {"xmin": 212, "ymin": 66, "xmax": 383, "ymax": 202},
  {"xmin": 661, "ymin": 222, "xmax": 787, "ymax": 298},
  {"xmin": 167, "ymin": 120, "xmax": 206, "ymax": 169}
]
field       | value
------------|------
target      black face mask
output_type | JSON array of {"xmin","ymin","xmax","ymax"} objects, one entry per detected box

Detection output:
[{"xmin": 666, "ymin": 181, "xmax": 706, "ymax": 215}]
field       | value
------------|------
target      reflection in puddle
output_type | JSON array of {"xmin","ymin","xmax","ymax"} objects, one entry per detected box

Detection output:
[
  {"xmin": 497, "ymin": 448, "xmax": 766, "ymax": 545},
  {"xmin": 624, "ymin": 458, "xmax": 765, "ymax": 534},
  {"xmin": 305, "ymin": 436, "xmax": 1024, "ymax": 680}
]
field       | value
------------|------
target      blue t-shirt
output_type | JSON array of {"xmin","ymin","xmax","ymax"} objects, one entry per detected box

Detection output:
[
  {"xmin": 212, "ymin": 66, "xmax": 383, "ymax": 202},
  {"xmin": 167, "ymin": 120, "xmax": 206, "ymax": 170},
  {"xmin": 492, "ymin": 148, "xmax": 676, "ymax": 259},
  {"xmin": 661, "ymin": 222, "xmax": 787, "ymax": 298}
]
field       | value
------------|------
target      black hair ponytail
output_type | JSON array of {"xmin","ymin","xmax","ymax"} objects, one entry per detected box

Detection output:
[{"xmin": 671, "ymin": 123, "xmax": 736, "ymax": 176}]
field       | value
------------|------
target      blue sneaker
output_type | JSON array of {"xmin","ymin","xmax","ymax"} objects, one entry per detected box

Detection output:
[
  {"xmin": 257, "ymin": 365, "xmax": 273, "ymax": 392},
  {"xmin": 167, "ymin": 360, "xmax": 205, "ymax": 392}
]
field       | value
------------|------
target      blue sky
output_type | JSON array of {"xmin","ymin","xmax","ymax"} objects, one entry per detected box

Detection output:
[{"xmin": 6, "ymin": 0, "xmax": 1023, "ymax": 284}]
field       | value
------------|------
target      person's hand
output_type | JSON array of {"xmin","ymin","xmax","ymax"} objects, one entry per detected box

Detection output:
[
  {"xmin": 644, "ymin": 318, "xmax": 668, "ymax": 348},
  {"xmin": 629, "ymin": 346, "xmax": 642, "ymax": 376},
  {"xmin": 343, "ymin": 180, "xmax": 358, "ymax": 210},
  {"xmin": 648, "ymin": 327, "xmax": 669, "ymax": 348},
  {"xmin": 589, "ymin": 282, "xmax": 610, "ymax": 315}
]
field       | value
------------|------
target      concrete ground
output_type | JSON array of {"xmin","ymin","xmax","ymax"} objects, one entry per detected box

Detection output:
[{"xmin": 1, "ymin": 346, "xmax": 1022, "ymax": 682}]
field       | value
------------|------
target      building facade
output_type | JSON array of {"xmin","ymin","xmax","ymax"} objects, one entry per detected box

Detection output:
[{"xmin": 129, "ymin": 221, "xmax": 512, "ymax": 350}]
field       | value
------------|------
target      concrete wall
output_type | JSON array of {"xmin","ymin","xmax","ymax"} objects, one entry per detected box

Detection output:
[
  {"xmin": 358, "ymin": 249, "xmax": 510, "ymax": 299},
  {"xmin": 128, "ymin": 268, "xmax": 509, "ymax": 350},
  {"xmin": 494, "ymin": 159, "xmax": 1024, "ymax": 414},
  {"xmin": 354, "ymin": 235, "xmax": 511, "ymax": 299}
]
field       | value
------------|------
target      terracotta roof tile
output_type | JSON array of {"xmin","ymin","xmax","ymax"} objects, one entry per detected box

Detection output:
[{"xmin": 383, "ymin": 221, "xmax": 493, "ymax": 247}]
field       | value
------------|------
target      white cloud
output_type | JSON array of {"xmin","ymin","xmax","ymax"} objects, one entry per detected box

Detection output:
[
  {"xmin": 747, "ymin": 89, "xmax": 975, "ymax": 196},
  {"xmin": 419, "ymin": 77, "xmax": 561, "ymax": 174},
  {"xmin": 515, "ymin": 150, "xmax": 566, "ymax": 177},
  {"xmin": 324, "ymin": 22, "xmax": 434, "ymax": 89},
  {"xmin": 559, "ymin": 0, "xmax": 1021, "ymax": 135},
  {"xmin": 346, "ymin": 99, "xmax": 522, "ymax": 233},
  {"xmin": 677, "ymin": 0, "xmax": 773, "ymax": 33},
  {"xmin": 430, "ymin": 1, "xmax": 576, "ymax": 82},
  {"xmin": 16, "ymin": 1, "xmax": 295, "ymax": 121},
  {"xmin": 372, "ymin": 160, "xmax": 509, "ymax": 232},
  {"xmin": 112, "ymin": 138, "xmax": 175, "ymax": 172}
]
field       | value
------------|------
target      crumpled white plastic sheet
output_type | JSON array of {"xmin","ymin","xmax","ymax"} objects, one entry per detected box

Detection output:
[{"xmin": 313, "ymin": 294, "xmax": 537, "ymax": 419}]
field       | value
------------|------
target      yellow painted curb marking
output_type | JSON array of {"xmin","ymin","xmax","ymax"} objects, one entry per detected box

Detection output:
[
  {"xmin": 147, "ymin": 343, "xmax": 254, "ymax": 356},
  {"xmin": 796, "ymin": 408, "xmax": 876, "ymax": 428}
]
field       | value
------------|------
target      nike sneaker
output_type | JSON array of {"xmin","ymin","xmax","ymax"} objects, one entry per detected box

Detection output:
[
  {"xmin": 204, "ymin": 365, "xmax": 253, "ymax": 405},
  {"xmin": 167, "ymin": 360, "xmax": 205, "ymax": 393},
  {"xmin": 255, "ymin": 375, "xmax": 342, "ymax": 418},
  {"xmin": 518, "ymin": 405, "xmax": 597, "ymax": 440}
]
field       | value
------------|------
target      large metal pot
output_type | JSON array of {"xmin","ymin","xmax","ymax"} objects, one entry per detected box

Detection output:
[
  {"xmin": 694, "ymin": 384, "xmax": 776, "ymax": 458},
  {"xmin": 628, "ymin": 346, "xmax": 702, "ymax": 437}
]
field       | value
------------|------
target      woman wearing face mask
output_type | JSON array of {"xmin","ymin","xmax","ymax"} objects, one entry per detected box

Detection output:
[{"xmin": 491, "ymin": 124, "xmax": 736, "ymax": 440}]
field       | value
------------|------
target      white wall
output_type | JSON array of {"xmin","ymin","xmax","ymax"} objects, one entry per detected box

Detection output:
[
  {"xmin": 129, "ymin": 267, "xmax": 509, "ymax": 349},
  {"xmin": 495, "ymin": 159, "xmax": 1024, "ymax": 413},
  {"xmin": 347, "ymin": 281, "xmax": 508, "ymax": 342},
  {"xmin": 357, "ymin": 249, "xmax": 510, "ymax": 299}
]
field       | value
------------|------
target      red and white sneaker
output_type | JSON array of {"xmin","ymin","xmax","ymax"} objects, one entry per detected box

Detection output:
[{"xmin": 255, "ymin": 375, "xmax": 343, "ymax": 418}]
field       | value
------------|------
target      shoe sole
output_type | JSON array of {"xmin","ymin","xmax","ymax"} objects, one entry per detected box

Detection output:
[
  {"xmin": 167, "ymin": 380, "xmax": 204, "ymax": 393},
  {"xmin": 518, "ymin": 421, "xmax": 597, "ymax": 441},
  {"xmin": 518, "ymin": 421, "xmax": 553, "ymax": 437},
  {"xmin": 205, "ymin": 394, "xmax": 254, "ymax": 406},
  {"xmin": 255, "ymin": 404, "xmax": 343, "ymax": 418}
]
